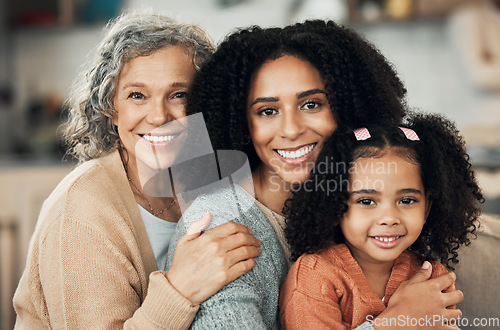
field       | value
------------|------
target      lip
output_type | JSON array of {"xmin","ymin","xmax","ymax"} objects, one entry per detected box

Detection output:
[
  {"xmin": 274, "ymin": 143, "xmax": 317, "ymax": 165},
  {"xmin": 369, "ymin": 235, "xmax": 405, "ymax": 249}
]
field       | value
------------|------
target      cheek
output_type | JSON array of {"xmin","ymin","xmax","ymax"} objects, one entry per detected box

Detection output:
[
  {"xmin": 320, "ymin": 117, "xmax": 337, "ymax": 137},
  {"xmin": 248, "ymin": 121, "xmax": 272, "ymax": 145}
]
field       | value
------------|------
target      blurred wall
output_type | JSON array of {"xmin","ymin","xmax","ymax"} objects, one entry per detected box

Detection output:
[{"xmin": 7, "ymin": 0, "xmax": 500, "ymax": 147}]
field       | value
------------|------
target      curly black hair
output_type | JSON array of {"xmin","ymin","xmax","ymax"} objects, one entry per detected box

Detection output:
[
  {"xmin": 186, "ymin": 20, "xmax": 408, "ymax": 170},
  {"xmin": 285, "ymin": 112, "xmax": 484, "ymax": 269}
]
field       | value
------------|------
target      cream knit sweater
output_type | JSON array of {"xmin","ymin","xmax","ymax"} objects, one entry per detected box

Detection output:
[{"xmin": 13, "ymin": 150, "xmax": 198, "ymax": 329}]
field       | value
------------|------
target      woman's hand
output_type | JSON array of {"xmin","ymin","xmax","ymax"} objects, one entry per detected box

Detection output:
[
  {"xmin": 372, "ymin": 262, "xmax": 463, "ymax": 330},
  {"xmin": 166, "ymin": 212, "xmax": 262, "ymax": 305}
]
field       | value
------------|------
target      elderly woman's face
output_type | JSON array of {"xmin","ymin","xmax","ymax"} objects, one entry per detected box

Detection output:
[
  {"xmin": 246, "ymin": 55, "xmax": 337, "ymax": 185},
  {"xmin": 113, "ymin": 46, "xmax": 196, "ymax": 170}
]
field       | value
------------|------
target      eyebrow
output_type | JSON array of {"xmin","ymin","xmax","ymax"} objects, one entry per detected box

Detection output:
[
  {"xmin": 249, "ymin": 89, "xmax": 326, "ymax": 107},
  {"xmin": 351, "ymin": 189, "xmax": 380, "ymax": 195},
  {"xmin": 351, "ymin": 188, "xmax": 423, "ymax": 195},
  {"xmin": 297, "ymin": 89, "xmax": 326, "ymax": 99},
  {"xmin": 121, "ymin": 81, "xmax": 190, "ymax": 91},
  {"xmin": 249, "ymin": 96, "xmax": 278, "ymax": 107},
  {"xmin": 399, "ymin": 188, "xmax": 423, "ymax": 195}
]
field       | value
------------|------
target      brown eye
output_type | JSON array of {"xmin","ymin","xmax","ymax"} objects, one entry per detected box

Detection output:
[
  {"xmin": 258, "ymin": 108, "xmax": 278, "ymax": 116},
  {"xmin": 303, "ymin": 101, "xmax": 320, "ymax": 110},
  {"xmin": 400, "ymin": 197, "xmax": 417, "ymax": 205},
  {"xmin": 358, "ymin": 198, "xmax": 375, "ymax": 206}
]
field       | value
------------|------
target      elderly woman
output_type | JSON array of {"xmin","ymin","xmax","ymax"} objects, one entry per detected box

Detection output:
[
  {"xmin": 165, "ymin": 20, "xmax": 464, "ymax": 329},
  {"xmin": 13, "ymin": 12, "xmax": 261, "ymax": 329}
]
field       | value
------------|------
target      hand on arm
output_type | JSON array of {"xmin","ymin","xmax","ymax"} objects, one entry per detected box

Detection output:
[
  {"xmin": 166, "ymin": 212, "xmax": 262, "ymax": 305},
  {"xmin": 372, "ymin": 262, "xmax": 463, "ymax": 330}
]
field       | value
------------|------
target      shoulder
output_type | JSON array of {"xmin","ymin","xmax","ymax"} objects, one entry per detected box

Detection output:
[
  {"xmin": 179, "ymin": 184, "xmax": 267, "ymax": 230},
  {"xmin": 36, "ymin": 151, "xmax": 131, "ymax": 236},
  {"xmin": 430, "ymin": 261, "xmax": 449, "ymax": 278},
  {"xmin": 403, "ymin": 250, "xmax": 449, "ymax": 278},
  {"xmin": 287, "ymin": 244, "xmax": 351, "ymax": 288},
  {"xmin": 52, "ymin": 152, "xmax": 123, "ymax": 207}
]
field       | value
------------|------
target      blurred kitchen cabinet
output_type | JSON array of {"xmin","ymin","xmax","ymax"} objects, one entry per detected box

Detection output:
[
  {"xmin": 347, "ymin": 0, "xmax": 473, "ymax": 24},
  {"xmin": 8, "ymin": 0, "xmax": 124, "ymax": 27},
  {"xmin": 7, "ymin": 0, "xmax": 75, "ymax": 27}
]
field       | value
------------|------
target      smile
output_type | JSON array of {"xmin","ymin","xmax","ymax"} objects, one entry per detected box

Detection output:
[
  {"xmin": 142, "ymin": 134, "xmax": 178, "ymax": 143},
  {"xmin": 275, "ymin": 143, "xmax": 316, "ymax": 159},
  {"xmin": 373, "ymin": 236, "xmax": 401, "ymax": 242}
]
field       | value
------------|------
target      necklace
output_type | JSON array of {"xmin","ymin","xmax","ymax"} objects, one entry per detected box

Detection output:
[{"xmin": 127, "ymin": 176, "xmax": 176, "ymax": 217}]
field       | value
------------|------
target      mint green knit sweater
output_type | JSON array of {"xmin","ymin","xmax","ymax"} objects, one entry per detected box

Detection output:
[{"xmin": 165, "ymin": 184, "xmax": 288, "ymax": 329}]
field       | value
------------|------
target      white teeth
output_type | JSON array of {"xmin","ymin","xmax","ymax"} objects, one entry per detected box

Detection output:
[
  {"xmin": 374, "ymin": 236, "xmax": 400, "ymax": 242},
  {"xmin": 276, "ymin": 144, "xmax": 315, "ymax": 159},
  {"xmin": 143, "ymin": 134, "xmax": 176, "ymax": 143}
]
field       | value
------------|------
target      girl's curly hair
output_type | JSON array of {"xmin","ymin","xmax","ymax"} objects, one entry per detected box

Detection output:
[
  {"xmin": 62, "ymin": 12, "xmax": 214, "ymax": 162},
  {"xmin": 186, "ymin": 20, "xmax": 407, "ymax": 170},
  {"xmin": 285, "ymin": 112, "xmax": 484, "ymax": 269}
]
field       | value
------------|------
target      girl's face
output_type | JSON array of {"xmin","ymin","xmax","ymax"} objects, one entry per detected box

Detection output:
[
  {"xmin": 113, "ymin": 46, "xmax": 196, "ymax": 171},
  {"xmin": 340, "ymin": 151, "xmax": 431, "ymax": 268},
  {"xmin": 246, "ymin": 55, "xmax": 337, "ymax": 185}
]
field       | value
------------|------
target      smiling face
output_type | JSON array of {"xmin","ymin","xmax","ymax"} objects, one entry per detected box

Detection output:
[
  {"xmin": 341, "ymin": 150, "xmax": 431, "ymax": 269},
  {"xmin": 113, "ymin": 46, "xmax": 196, "ymax": 172},
  {"xmin": 247, "ymin": 55, "xmax": 337, "ymax": 186}
]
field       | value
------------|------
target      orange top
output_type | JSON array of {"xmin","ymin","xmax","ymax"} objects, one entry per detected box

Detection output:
[{"xmin": 280, "ymin": 244, "xmax": 452, "ymax": 329}]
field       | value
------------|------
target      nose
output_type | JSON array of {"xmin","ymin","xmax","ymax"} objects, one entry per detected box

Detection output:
[
  {"xmin": 280, "ymin": 109, "xmax": 305, "ymax": 140},
  {"xmin": 146, "ymin": 98, "xmax": 170, "ymax": 126},
  {"xmin": 377, "ymin": 206, "xmax": 401, "ymax": 226}
]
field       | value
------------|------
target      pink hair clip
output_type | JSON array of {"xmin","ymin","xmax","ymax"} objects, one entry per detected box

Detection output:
[
  {"xmin": 399, "ymin": 127, "xmax": 420, "ymax": 141},
  {"xmin": 353, "ymin": 127, "xmax": 371, "ymax": 141}
]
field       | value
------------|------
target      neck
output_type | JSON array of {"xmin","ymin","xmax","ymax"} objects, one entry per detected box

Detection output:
[
  {"xmin": 346, "ymin": 243, "xmax": 394, "ymax": 299},
  {"xmin": 120, "ymin": 147, "xmax": 180, "ymax": 222},
  {"xmin": 252, "ymin": 164, "xmax": 292, "ymax": 215}
]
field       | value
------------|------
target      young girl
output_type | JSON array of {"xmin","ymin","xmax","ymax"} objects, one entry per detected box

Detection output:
[{"xmin": 280, "ymin": 113, "xmax": 483, "ymax": 329}]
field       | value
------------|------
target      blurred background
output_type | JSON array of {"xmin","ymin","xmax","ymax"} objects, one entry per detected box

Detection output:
[{"xmin": 1, "ymin": 0, "xmax": 499, "ymax": 328}]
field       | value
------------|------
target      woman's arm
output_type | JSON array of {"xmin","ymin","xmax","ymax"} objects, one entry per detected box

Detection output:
[
  {"xmin": 33, "ymin": 217, "xmax": 197, "ymax": 329},
  {"xmin": 167, "ymin": 212, "xmax": 262, "ymax": 305},
  {"xmin": 369, "ymin": 262, "xmax": 463, "ymax": 330},
  {"xmin": 15, "ymin": 212, "xmax": 259, "ymax": 329}
]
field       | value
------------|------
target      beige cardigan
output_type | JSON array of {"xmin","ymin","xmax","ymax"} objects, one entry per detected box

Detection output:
[{"xmin": 13, "ymin": 150, "xmax": 198, "ymax": 329}]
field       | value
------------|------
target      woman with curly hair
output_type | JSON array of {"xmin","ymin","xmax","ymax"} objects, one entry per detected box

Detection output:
[
  {"xmin": 164, "ymin": 20, "xmax": 464, "ymax": 329},
  {"xmin": 280, "ymin": 113, "xmax": 483, "ymax": 329},
  {"xmin": 13, "ymin": 12, "xmax": 262, "ymax": 328}
]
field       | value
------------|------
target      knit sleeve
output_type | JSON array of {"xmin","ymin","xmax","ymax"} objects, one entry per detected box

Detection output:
[
  {"xmin": 279, "ymin": 256, "xmax": 348, "ymax": 330},
  {"xmin": 38, "ymin": 216, "xmax": 197, "ymax": 329},
  {"xmin": 165, "ymin": 184, "xmax": 288, "ymax": 329}
]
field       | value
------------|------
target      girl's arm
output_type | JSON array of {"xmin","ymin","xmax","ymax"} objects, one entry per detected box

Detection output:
[{"xmin": 280, "ymin": 257, "xmax": 348, "ymax": 330}]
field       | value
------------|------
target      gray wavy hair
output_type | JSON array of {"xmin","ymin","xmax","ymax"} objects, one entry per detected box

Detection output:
[{"xmin": 63, "ymin": 12, "xmax": 214, "ymax": 162}]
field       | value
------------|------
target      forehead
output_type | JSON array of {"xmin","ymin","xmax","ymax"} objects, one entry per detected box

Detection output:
[
  {"xmin": 249, "ymin": 55, "xmax": 325, "ymax": 95},
  {"xmin": 118, "ymin": 46, "xmax": 195, "ymax": 83},
  {"xmin": 349, "ymin": 153, "xmax": 423, "ymax": 191}
]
